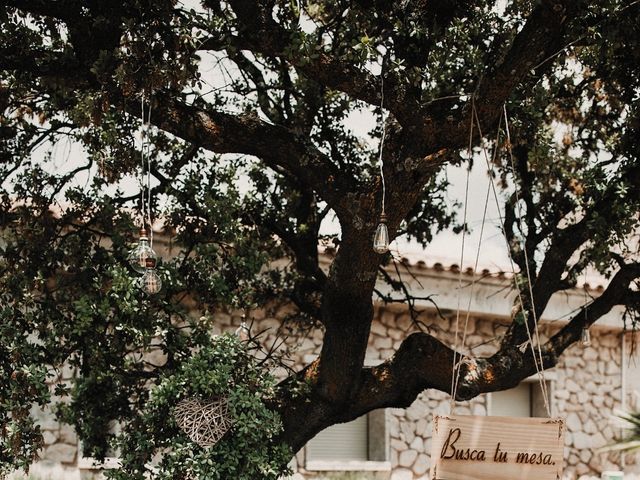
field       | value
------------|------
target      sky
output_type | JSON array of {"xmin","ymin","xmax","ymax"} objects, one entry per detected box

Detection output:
[
  {"xmin": 333, "ymin": 107, "xmax": 512, "ymax": 273},
  {"xmin": 407, "ymin": 163, "xmax": 511, "ymax": 272}
]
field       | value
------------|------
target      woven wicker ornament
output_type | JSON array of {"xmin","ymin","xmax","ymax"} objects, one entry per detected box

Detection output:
[{"xmin": 174, "ymin": 397, "xmax": 233, "ymax": 448}]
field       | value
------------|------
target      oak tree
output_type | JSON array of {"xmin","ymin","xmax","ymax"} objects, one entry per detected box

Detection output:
[{"xmin": 1, "ymin": 0, "xmax": 640, "ymax": 477}]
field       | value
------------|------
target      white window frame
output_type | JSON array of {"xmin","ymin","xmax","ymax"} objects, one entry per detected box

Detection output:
[{"xmin": 302, "ymin": 355, "xmax": 391, "ymax": 473}]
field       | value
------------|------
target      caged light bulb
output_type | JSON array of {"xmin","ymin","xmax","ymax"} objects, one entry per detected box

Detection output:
[
  {"xmin": 581, "ymin": 326, "xmax": 591, "ymax": 347},
  {"xmin": 140, "ymin": 258, "xmax": 162, "ymax": 295},
  {"xmin": 128, "ymin": 228, "xmax": 158, "ymax": 274},
  {"xmin": 235, "ymin": 321, "xmax": 250, "ymax": 342},
  {"xmin": 373, "ymin": 213, "xmax": 390, "ymax": 254}
]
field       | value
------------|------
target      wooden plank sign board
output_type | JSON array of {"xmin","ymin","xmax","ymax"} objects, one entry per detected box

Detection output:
[{"xmin": 430, "ymin": 414, "xmax": 565, "ymax": 480}]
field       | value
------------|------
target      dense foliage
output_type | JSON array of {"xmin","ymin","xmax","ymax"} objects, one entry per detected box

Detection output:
[
  {"xmin": 108, "ymin": 334, "xmax": 291, "ymax": 480},
  {"xmin": 1, "ymin": 0, "xmax": 640, "ymax": 476}
]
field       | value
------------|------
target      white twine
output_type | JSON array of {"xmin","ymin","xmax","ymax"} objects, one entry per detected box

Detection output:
[
  {"xmin": 472, "ymin": 104, "xmax": 551, "ymax": 417},
  {"xmin": 451, "ymin": 110, "xmax": 503, "ymax": 411},
  {"xmin": 140, "ymin": 96, "xmax": 146, "ymax": 230},
  {"xmin": 449, "ymin": 99, "xmax": 474, "ymax": 413},
  {"xmin": 378, "ymin": 75, "xmax": 387, "ymax": 216},
  {"xmin": 502, "ymin": 105, "xmax": 550, "ymax": 415},
  {"xmin": 146, "ymin": 99, "xmax": 153, "ymax": 248}
]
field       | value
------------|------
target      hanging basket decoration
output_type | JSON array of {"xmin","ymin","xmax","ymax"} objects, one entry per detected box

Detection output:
[{"xmin": 174, "ymin": 396, "xmax": 233, "ymax": 448}]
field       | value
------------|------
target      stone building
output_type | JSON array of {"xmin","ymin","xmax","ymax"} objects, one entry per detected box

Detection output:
[{"xmin": 13, "ymin": 255, "xmax": 640, "ymax": 480}]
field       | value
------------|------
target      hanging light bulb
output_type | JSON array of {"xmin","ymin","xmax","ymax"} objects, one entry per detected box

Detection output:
[
  {"xmin": 128, "ymin": 228, "xmax": 157, "ymax": 274},
  {"xmin": 581, "ymin": 326, "xmax": 591, "ymax": 347},
  {"xmin": 235, "ymin": 321, "xmax": 250, "ymax": 342},
  {"xmin": 140, "ymin": 258, "xmax": 162, "ymax": 295},
  {"xmin": 373, "ymin": 213, "xmax": 390, "ymax": 254}
]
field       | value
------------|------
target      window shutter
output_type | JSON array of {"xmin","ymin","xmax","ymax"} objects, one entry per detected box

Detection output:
[
  {"xmin": 491, "ymin": 383, "xmax": 532, "ymax": 417},
  {"xmin": 306, "ymin": 415, "xmax": 368, "ymax": 461}
]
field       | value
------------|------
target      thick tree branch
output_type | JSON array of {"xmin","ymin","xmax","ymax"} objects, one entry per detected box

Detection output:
[
  {"xmin": 547, "ymin": 262, "xmax": 640, "ymax": 354},
  {"xmin": 412, "ymin": 0, "xmax": 575, "ymax": 154},
  {"xmin": 141, "ymin": 93, "xmax": 353, "ymax": 212},
  {"xmin": 349, "ymin": 333, "xmax": 537, "ymax": 415},
  {"xmin": 281, "ymin": 329, "xmax": 549, "ymax": 450},
  {"xmin": 467, "ymin": 0, "xmax": 572, "ymax": 136},
  {"xmin": 213, "ymin": 0, "xmax": 420, "ymax": 124},
  {"xmin": 341, "ymin": 266, "xmax": 638, "ymax": 421},
  {"xmin": 502, "ymin": 163, "xmax": 640, "ymax": 347},
  {"xmin": 305, "ymin": 262, "xmax": 640, "ymax": 432}
]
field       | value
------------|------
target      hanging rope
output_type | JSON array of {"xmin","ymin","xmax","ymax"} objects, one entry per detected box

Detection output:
[
  {"xmin": 502, "ymin": 105, "xmax": 550, "ymax": 409},
  {"xmin": 378, "ymin": 75, "xmax": 387, "ymax": 216},
  {"xmin": 449, "ymin": 100, "xmax": 474, "ymax": 413},
  {"xmin": 450, "ymin": 102, "xmax": 505, "ymax": 410},
  {"xmin": 472, "ymin": 103, "xmax": 552, "ymax": 417},
  {"xmin": 451, "ymin": 113, "xmax": 503, "ymax": 409},
  {"xmin": 140, "ymin": 95, "xmax": 147, "ymax": 230},
  {"xmin": 146, "ymin": 99, "xmax": 153, "ymax": 248}
]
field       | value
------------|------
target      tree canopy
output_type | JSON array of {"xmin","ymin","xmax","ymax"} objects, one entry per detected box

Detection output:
[{"xmin": 1, "ymin": 0, "xmax": 640, "ymax": 477}]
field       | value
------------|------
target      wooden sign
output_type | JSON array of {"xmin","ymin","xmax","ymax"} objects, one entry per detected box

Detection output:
[{"xmin": 430, "ymin": 415, "xmax": 565, "ymax": 480}]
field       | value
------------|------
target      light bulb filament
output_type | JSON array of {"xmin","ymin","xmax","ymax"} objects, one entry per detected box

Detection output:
[{"xmin": 141, "ymin": 260, "xmax": 162, "ymax": 295}]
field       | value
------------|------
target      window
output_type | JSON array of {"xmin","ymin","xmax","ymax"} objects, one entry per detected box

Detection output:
[
  {"xmin": 307, "ymin": 415, "xmax": 368, "ymax": 462},
  {"xmin": 305, "ymin": 409, "xmax": 390, "ymax": 471},
  {"xmin": 489, "ymin": 376, "xmax": 554, "ymax": 418},
  {"xmin": 302, "ymin": 355, "xmax": 390, "ymax": 472}
]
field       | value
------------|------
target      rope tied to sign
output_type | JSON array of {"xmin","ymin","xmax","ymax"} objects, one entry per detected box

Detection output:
[
  {"xmin": 449, "ymin": 97, "xmax": 474, "ymax": 413},
  {"xmin": 473, "ymin": 103, "xmax": 551, "ymax": 417},
  {"xmin": 500, "ymin": 105, "xmax": 551, "ymax": 416},
  {"xmin": 450, "ymin": 97, "xmax": 501, "ymax": 412},
  {"xmin": 449, "ymin": 99, "xmax": 552, "ymax": 418}
]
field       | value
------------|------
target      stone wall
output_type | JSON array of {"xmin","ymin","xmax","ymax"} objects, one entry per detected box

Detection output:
[
  {"xmin": 237, "ymin": 304, "xmax": 635, "ymax": 480},
  {"xmin": 271, "ymin": 304, "xmax": 632, "ymax": 480},
  {"xmin": 365, "ymin": 306, "xmax": 630, "ymax": 480},
  {"xmin": 16, "ymin": 302, "xmax": 640, "ymax": 480},
  {"xmin": 28, "ymin": 364, "xmax": 80, "ymax": 477},
  {"xmin": 557, "ymin": 326, "xmax": 626, "ymax": 478}
]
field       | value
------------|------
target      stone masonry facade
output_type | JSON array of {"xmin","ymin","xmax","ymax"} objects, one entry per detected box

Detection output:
[
  {"xmin": 362, "ymin": 305, "xmax": 631, "ymax": 480},
  {"xmin": 17, "ymin": 300, "xmax": 640, "ymax": 480}
]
